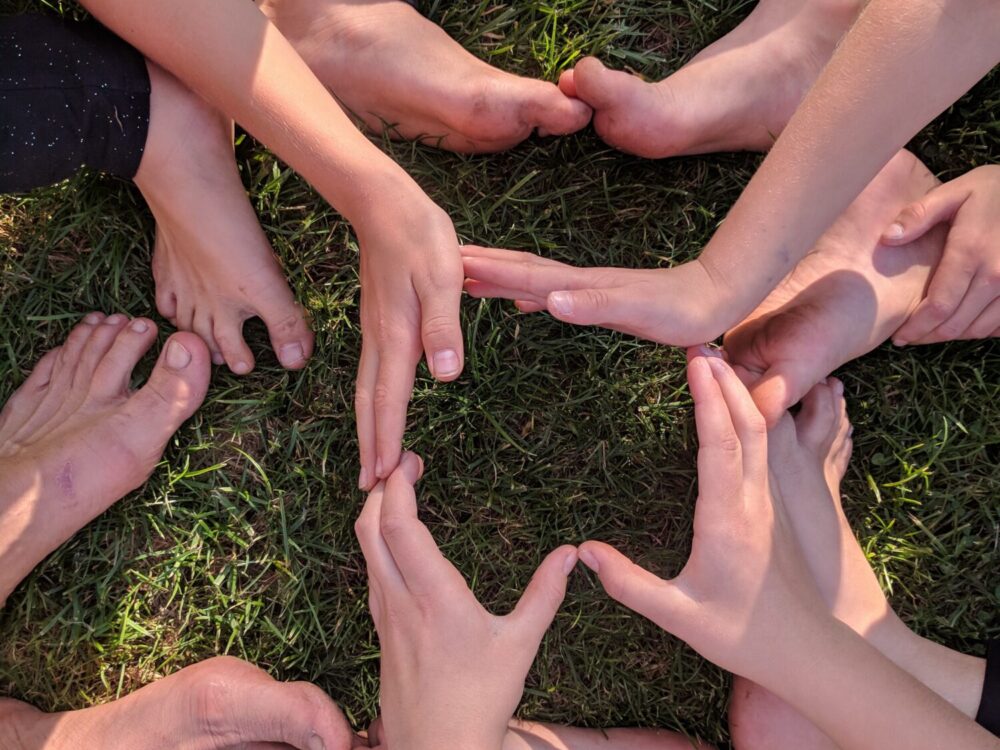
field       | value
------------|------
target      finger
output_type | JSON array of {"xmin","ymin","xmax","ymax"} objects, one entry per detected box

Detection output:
[
  {"xmin": 460, "ymin": 245, "xmax": 561, "ymax": 264},
  {"xmin": 355, "ymin": 480, "xmax": 406, "ymax": 594},
  {"xmin": 463, "ymin": 279, "xmax": 547, "ymax": 307},
  {"xmin": 461, "ymin": 255, "xmax": 590, "ymax": 301},
  {"xmin": 515, "ymin": 300, "xmax": 546, "ymax": 313},
  {"xmin": 507, "ymin": 545, "xmax": 578, "ymax": 646},
  {"xmin": 577, "ymin": 541, "xmax": 688, "ymax": 633},
  {"xmin": 882, "ymin": 180, "xmax": 966, "ymax": 245},
  {"xmin": 705, "ymin": 353, "xmax": 768, "ymax": 484},
  {"xmin": 417, "ymin": 278, "xmax": 464, "ymax": 382},
  {"xmin": 379, "ymin": 453, "xmax": 466, "ymax": 596},
  {"xmin": 687, "ymin": 348, "xmax": 743, "ymax": 502},
  {"xmin": 918, "ymin": 269, "xmax": 1000, "ymax": 344},
  {"xmin": 545, "ymin": 286, "xmax": 639, "ymax": 328},
  {"xmin": 893, "ymin": 245, "xmax": 979, "ymax": 345},
  {"xmin": 355, "ymin": 339, "xmax": 379, "ymax": 490},
  {"xmin": 959, "ymin": 296, "xmax": 1000, "ymax": 340},
  {"xmin": 373, "ymin": 328, "xmax": 420, "ymax": 480}
]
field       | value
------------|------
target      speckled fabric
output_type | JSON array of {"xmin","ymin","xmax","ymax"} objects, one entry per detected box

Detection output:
[{"xmin": 0, "ymin": 14, "xmax": 150, "ymax": 193}]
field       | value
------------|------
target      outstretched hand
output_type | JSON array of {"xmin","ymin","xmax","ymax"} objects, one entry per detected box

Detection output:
[
  {"xmin": 355, "ymin": 200, "xmax": 465, "ymax": 490},
  {"xmin": 577, "ymin": 347, "xmax": 825, "ymax": 682},
  {"xmin": 885, "ymin": 165, "xmax": 1000, "ymax": 345},
  {"xmin": 355, "ymin": 452, "xmax": 578, "ymax": 750},
  {"xmin": 461, "ymin": 246, "xmax": 726, "ymax": 347}
]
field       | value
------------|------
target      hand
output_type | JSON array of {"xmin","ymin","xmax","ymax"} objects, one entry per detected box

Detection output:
[
  {"xmin": 884, "ymin": 165, "xmax": 1000, "ymax": 345},
  {"xmin": 355, "ymin": 452, "xmax": 578, "ymax": 750},
  {"xmin": 460, "ymin": 246, "xmax": 726, "ymax": 346},
  {"xmin": 354, "ymin": 196, "xmax": 465, "ymax": 489},
  {"xmin": 577, "ymin": 348, "xmax": 827, "ymax": 683}
]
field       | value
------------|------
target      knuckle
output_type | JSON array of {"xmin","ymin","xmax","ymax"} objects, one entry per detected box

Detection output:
[
  {"xmin": 717, "ymin": 434, "xmax": 742, "ymax": 455},
  {"xmin": 421, "ymin": 313, "xmax": 458, "ymax": 342},
  {"xmin": 380, "ymin": 513, "xmax": 409, "ymax": 543},
  {"xmin": 354, "ymin": 386, "xmax": 373, "ymax": 411},
  {"xmin": 924, "ymin": 297, "xmax": 955, "ymax": 320},
  {"xmin": 372, "ymin": 383, "xmax": 394, "ymax": 411}
]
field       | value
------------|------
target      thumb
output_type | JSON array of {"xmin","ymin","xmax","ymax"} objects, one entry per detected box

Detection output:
[
  {"xmin": 578, "ymin": 541, "xmax": 689, "ymax": 633},
  {"xmin": 237, "ymin": 679, "xmax": 357, "ymax": 750},
  {"xmin": 508, "ymin": 545, "xmax": 578, "ymax": 646},
  {"xmin": 418, "ymin": 280, "xmax": 465, "ymax": 382},
  {"xmin": 547, "ymin": 286, "xmax": 634, "ymax": 327},
  {"xmin": 882, "ymin": 181, "xmax": 966, "ymax": 245}
]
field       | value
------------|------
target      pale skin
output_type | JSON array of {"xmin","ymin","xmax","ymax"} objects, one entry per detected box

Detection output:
[
  {"xmin": 0, "ymin": 318, "xmax": 364, "ymax": 750},
  {"xmin": 77, "ymin": 0, "xmax": 471, "ymax": 486},
  {"xmin": 461, "ymin": 0, "xmax": 1000, "ymax": 354},
  {"xmin": 578, "ymin": 349, "xmax": 1000, "ymax": 750}
]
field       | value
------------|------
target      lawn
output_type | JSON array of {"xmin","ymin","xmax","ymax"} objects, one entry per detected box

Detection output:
[{"xmin": 1, "ymin": 1, "xmax": 999, "ymax": 747}]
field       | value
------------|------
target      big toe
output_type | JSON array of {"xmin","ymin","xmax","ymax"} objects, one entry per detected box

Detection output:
[
  {"xmin": 260, "ymin": 300, "xmax": 314, "ymax": 371},
  {"xmin": 123, "ymin": 332, "xmax": 210, "ymax": 445},
  {"xmin": 522, "ymin": 79, "xmax": 592, "ymax": 136},
  {"xmin": 571, "ymin": 56, "xmax": 632, "ymax": 111},
  {"xmin": 794, "ymin": 380, "xmax": 839, "ymax": 453}
]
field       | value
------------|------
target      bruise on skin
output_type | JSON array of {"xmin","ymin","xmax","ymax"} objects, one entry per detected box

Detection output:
[{"xmin": 55, "ymin": 460, "xmax": 75, "ymax": 498}]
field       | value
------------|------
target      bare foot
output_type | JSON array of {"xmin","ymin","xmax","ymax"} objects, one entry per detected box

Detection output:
[
  {"xmin": 366, "ymin": 716, "xmax": 714, "ymax": 750},
  {"xmin": 260, "ymin": 0, "xmax": 592, "ymax": 153},
  {"xmin": 0, "ymin": 313, "xmax": 210, "ymax": 604},
  {"xmin": 559, "ymin": 0, "xmax": 861, "ymax": 157},
  {"xmin": 133, "ymin": 62, "xmax": 314, "ymax": 375},
  {"xmin": 728, "ymin": 382, "xmax": 986, "ymax": 749},
  {"xmin": 723, "ymin": 150, "xmax": 945, "ymax": 424},
  {"xmin": 0, "ymin": 656, "xmax": 362, "ymax": 749}
]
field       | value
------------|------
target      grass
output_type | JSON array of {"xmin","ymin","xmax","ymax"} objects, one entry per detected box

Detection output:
[{"xmin": 1, "ymin": 0, "xmax": 999, "ymax": 746}]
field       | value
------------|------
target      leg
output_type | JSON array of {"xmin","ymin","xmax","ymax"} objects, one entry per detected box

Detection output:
[
  {"xmin": 559, "ymin": 0, "xmax": 862, "ymax": 158},
  {"xmin": 723, "ymin": 149, "xmax": 945, "ymax": 423},
  {"xmin": 0, "ymin": 314, "xmax": 210, "ymax": 604},
  {"xmin": 0, "ymin": 656, "xmax": 360, "ymax": 749},
  {"xmin": 259, "ymin": 0, "xmax": 592, "ymax": 153},
  {"xmin": 728, "ymin": 381, "xmax": 986, "ymax": 749}
]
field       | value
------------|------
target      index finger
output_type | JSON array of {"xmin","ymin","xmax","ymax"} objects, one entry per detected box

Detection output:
[{"xmin": 461, "ymin": 255, "xmax": 596, "ymax": 301}]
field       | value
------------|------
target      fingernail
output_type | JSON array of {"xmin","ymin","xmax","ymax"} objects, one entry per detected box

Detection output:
[
  {"xmin": 308, "ymin": 735, "xmax": 326, "ymax": 750},
  {"xmin": 375, "ymin": 457, "xmax": 385, "ymax": 478},
  {"xmin": 698, "ymin": 344, "xmax": 722, "ymax": 359},
  {"xmin": 166, "ymin": 340, "xmax": 192, "ymax": 370},
  {"xmin": 562, "ymin": 550, "xmax": 578, "ymax": 575},
  {"xmin": 358, "ymin": 467, "xmax": 369, "ymax": 490},
  {"xmin": 706, "ymin": 356, "xmax": 727, "ymax": 375},
  {"xmin": 885, "ymin": 223, "xmax": 904, "ymax": 241},
  {"xmin": 232, "ymin": 361, "xmax": 251, "ymax": 375},
  {"xmin": 84, "ymin": 312, "xmax": 103, "ymax": 325},
  {"xmin": 578, "ymin": 547, "xmax": 599, "ymax": 572},
  {"xmin": 433, "ymin": 349, "xmax": 460, "ymax": 378},
  {"xmin": 279, "ymin": 342, "xmax": 305, "ymax": 367},
  {"xmin": 104, "ymin": 314, "xmax": 125, "ymax": 325},
  {"xmin": 892, "ymin": 338, "xmax": 907, "ymax": 347},
  {"xmin": 211, "ymin": 352, "xmax": 225, "ymax": 366},
  {"xmin": 131, "ymin": 319, "xmax": 149, "ymax": 334},
  {"xmin": 549, "ymin": 291, "xmax": 574, "ymax": 316}
]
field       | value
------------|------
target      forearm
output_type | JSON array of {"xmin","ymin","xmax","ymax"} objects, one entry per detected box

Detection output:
[
  {"xmin": 79, "ymin": 0, "xmax": 422, "ymax": 223},
  {"xmin": 699, "ymin": 0, "xmax": 1000, "ymax": 326},
  {"xmin": 761, "ymin": 615, "xmax": 998, "ymax": 749}
]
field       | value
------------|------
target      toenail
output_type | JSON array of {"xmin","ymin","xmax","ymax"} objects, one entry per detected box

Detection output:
[
  {"xmin": 832, "ymin": 379, "xmax": 844, "ymax": 396},
  {"xmin": 166, "ymin": 340, "xmax": 192, "ymax": 370},
  {"xmin": 885, "ymin": 223, "xmax": 905, "ymax": 241},
  {"xmin": 549, "ymin": 291, "xmax": 574, "ymax": 316},
  {"xmin": 578, "ymin": 547, "xmax": 600, "ymax": 573},
  {"xmin": 279, "ymin": 342, "xmax": 305, "ymax": 367},
  {"xmin": 375, "ymin": 457, "xmax": 385, "ymax": 478},
  {"xmin": 211, "ymin": 352, "xmax": 225, "ymax": 366},
  {"xmin": 432, "ymin": 349, "xmax": 460, "ymax": 378},
  {"xmin": 698, "ymin": 344, "xmax": 722, "ymax": 359},
  {"xmin": 84, "ymin": 312, "xmax": 103, "ymax": 325},
  {"xmin": 308, "ymin": 734, "xmax": 326, "ymax": 750},
  {"xmin": 358, "ymin": 467, "xmax": 370, "ymax": 490},
  {"xmin": 233, "ymin": 361, "xmax": 251, "ymax": 375},
  {"xmin": 131, "ymin": 320, "xmax": 149, "ymax": 334}
]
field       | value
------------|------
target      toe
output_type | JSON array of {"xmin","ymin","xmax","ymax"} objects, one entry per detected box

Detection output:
[
  {"xmin": 521, "ymin": 79, "xmax": 592, "ymax": 136},
  {"xmin": 73, "ymin": 314, "xmax": 132, "ymax": 388},
  {"xmin": 122, "ymin": 332, "xmax": 210, "ymax": 447},
  {"xmin": 213, "ymin": 315, "xmax": 256, "ymax": 375},
  {"xmin": 557, "ymin": 68, "xmax": 577, "ymax": 98},
  {"xmin": 155, "ymin": 281, "xmax": 178, "ymax": 322},
  {"xmin": 0, "ymin": 347, "xmax": 62, "ymax": 436},
  {"xmin": 259, "ymin": 301, "xmax": 314, "ymax": 371},
  {"xmin": 190, "ymin": 310, "xmax": 224, "ymax": 366},
  {"xmin": 90, "ymin": 318, "xmax": 160, "ymax": 399},
  {"xmin": 571, "ymin": 57, "xmax": 629, "ymax": 111},
  {"xmin": 794, "ymin": 380, "xmax": 837, "ymax": 452}
]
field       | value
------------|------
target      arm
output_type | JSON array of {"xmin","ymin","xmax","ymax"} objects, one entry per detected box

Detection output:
[
  {"xmin": 80, "ymin": 0, "xmax": 467, "ymax": 484},
  {"xmin": 698, "ymin": 0, "xmax": 1000, "ymax": 324}
]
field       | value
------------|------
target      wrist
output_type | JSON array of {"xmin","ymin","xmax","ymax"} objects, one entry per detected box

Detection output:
[{"xmin": 334, "ymin": 163, "xmax": 430, "ymax": 229}]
